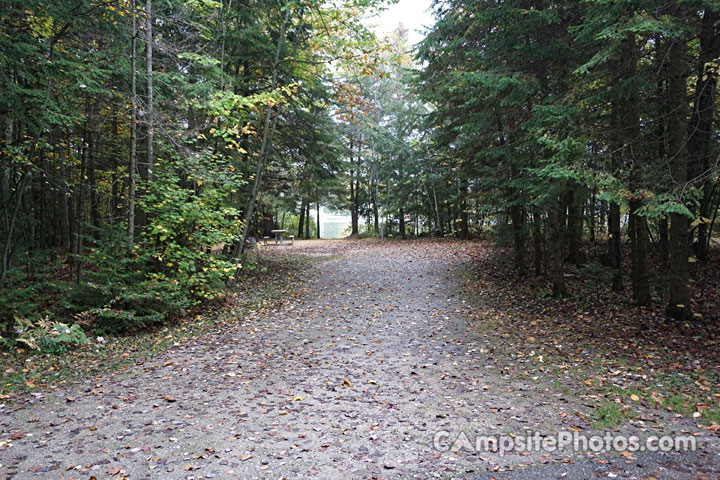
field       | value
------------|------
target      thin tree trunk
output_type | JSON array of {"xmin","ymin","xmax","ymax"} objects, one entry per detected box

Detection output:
[
  {"xmin": 1, "ymin": 173, "xmax": 31, "ymax": 286},
  {"xmin": 297, "ymin": 198, "xmax": 306, "ymax": 238},
  {"xmin": 87, "ymin": 100, "xmax": 100, "ymax": 230},
  {"xmin": 510, "ymin": 203, "xmax": 526, "ymax": 276},
  {"xmin": 547, "ymin": 199, "xmax": 566, "ymax": 297},
  {"xmin": 611, "ymin": 31, "xmax": 650, "ymax": 303},
  {"xmin": 128, "ymin": 0, "xmax": 137, "ymax": 252},
  {"xmin": 353, "ymin": 176, "xmax": 360, "ymax": 234},
  {"xmin": 350, "ymin": 169, "xmax": 358, "ymax": 235},
  {"xmin": 74, "ymin": 125, "xmax": 90, "ymax": 281},
  {"xmin": 432, "ymin": 183, "xmax": 442, "ymax": 236},
  {"xmin": 233, "ymin": 6, "xmax": 291, "ymax": 262},
  {"xmin": 688, "ymin": 9, "xmax": 719, "ymax": 262},
  {"xmin": 459, "ymin": 196, "xmax": 469, "ymax": 239},
  {"xmin": 566, "ymin": 183, "xmax": 585, "ymax": 265},
  {"xmin": 588, "ymin": 191, "xmax": 596, "ymax": 244},
  {"xmin": 145, "ymin": 0, "xmax": 154, "ymax": 181},
  {"xmin": 375, "ymin": 171, "xmax": 381, "ymax": 235},
  {"xmin": 316, "ymin": 203, "xmax": 320, "ymax": 239},
  {"xmin": 305, "ymin": 202, "xmax": 310, "ymax": 239},
  {"xmin": 349, "ymin": 137, "xmax": 358, "ymax": 236},
  {"xmin": 532, "ymin": 209, "xmax": 543, "ymax": 276},
  {"xmin": 56, "ymin": 136, "xmax": 71, "ymax": 249},
  {"xmin": 659, "ymin": 217, "xmax": 669, "ymax": 273},
  {"xmin": 608, "ymin": 202, "xmax": 622, "ymax": 291}
]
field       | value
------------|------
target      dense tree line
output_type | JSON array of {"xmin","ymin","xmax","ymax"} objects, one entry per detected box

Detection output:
[
  {"xmin": 2, "ymin": 0, "xmax": 718, "ymax": 347},
  {"xmin": 0, "ymin": 0, "xmax": 383, "ymax": 338},
  {"xmin": 410, "ymin": 0, "xmax": 719, "ymax": 320}
]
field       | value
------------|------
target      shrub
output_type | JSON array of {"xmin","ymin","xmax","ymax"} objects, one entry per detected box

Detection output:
[{"xmin": 15, "ymin": 317, "xmax": 87, "ymax": 354}]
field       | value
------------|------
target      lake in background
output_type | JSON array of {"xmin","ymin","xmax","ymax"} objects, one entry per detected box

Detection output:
[{"xmin": 310, "ymin": 206, "xmax": 352, "ymax": 239}]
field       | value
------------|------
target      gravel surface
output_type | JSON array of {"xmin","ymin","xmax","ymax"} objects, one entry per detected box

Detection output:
[{"xmin": 1, "ymin": 240, "xmax": 718, "ymax": 479}]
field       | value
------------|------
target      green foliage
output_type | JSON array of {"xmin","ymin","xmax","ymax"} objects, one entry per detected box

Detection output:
[
  {"xmin": 0, "ymin": 0, "xmax": 387, "ymax": 344},
  {"xmin": 14, "ymin": 317, "xmax": 87, "ymax": 354},
  {"xmin": 139, "ymin": 156, "xmax": 245, "ymax": 300},
  {"xmin": 67, "ymin": 151, "xmax": 248, "ymax": 333},
  {"xmin": 69, "ymin": 227, "xmax": 183, "ymax": 333},
  {"xmin": 0, "ymin": 269, "xmax": 42, "ymax": 330}
]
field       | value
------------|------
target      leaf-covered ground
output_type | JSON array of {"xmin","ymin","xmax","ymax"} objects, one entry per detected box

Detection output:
[
  {"xmin": 1, "ymin": 239, "xmax": 718, "ymax": 479},
  {"xmin": 0, "ymin": 253, "xmax": 315, "ymax": 400}
]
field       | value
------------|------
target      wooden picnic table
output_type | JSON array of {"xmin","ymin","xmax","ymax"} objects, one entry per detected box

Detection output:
[{"xmin": 270, "ymin": 229, "xmax": 289, "ymax": 246}]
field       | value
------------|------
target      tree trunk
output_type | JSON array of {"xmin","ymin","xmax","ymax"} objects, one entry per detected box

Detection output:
[
  {"xmin": 666, "ymin": 31, "xmax": 693, "ymax": 321},
  {"xmin": 605, "ymin": 34, "xmax": 639, "ymax": 292},
  {"xmin": 145, "ymin": 0, "xmax": 154, "ymax": 182},
  {"xmin": 74, "ymin": 131, "xmax": 89, "ymax": 281},
  {"xmin": 399, "ymin": 207, "xmax": 406, "ymax": 239},
  {"xmin": 608, "ymin": 202, "xmax": 622, "ymax": 292},
  {"xmin": 349, "ymin": 136, "xmax": 359, "ymax": 236},
  {"xmin": 688, "ymin": 9, "xmax": 719, "ymax": 263},
  {"xmin": 618, "ymin": 33, "xmax": 649, "ymax": 304},
  {"xmin": 459, "ymin": 196, "xmax": 469, "ymax": 239},
  {"xmin": 57, "ymin": 137, "xmax": 71, "ymax": 249},
  {"xmin": 659, "ymin": 217, "xmax": 669, "ymax": 273},
  {"xmin": 305, "ymin": 202, "xmax": 310, "ymax": 239},
  {"xmin": 350, "ymin": 172, "xmax": 358, "ymax": 235},
  {"xmin": 566, "ymin": 183, "xmax": 585, "ymax": 266},
  {"xmin": 1, "ymin": 173, "xmax": 32, "ymax": 286},
  {"xmin": 510, "ymin": 203, "xmax": 527, "ymax": 276},
  {"xmin": 432, "ymin": 183, "xmax": 442, "ymax": 236},
  {"xmin": 372, "ymin": 170, "xmax": 379, "ymax": 235},
  {"xmin": 297, "ymin": 198, "xmax": 306, "ymax": 238},
  {"xmin": 87, "ymin": 100, "xmax": 100, "ymax": 230},
  {"xmin": 629, "ymin": 199, "xmax": 650, "ymax": 306},
  {"xmin": 532, "ymin": 209, "xmax": 543, "ymax": 276},
  {"xmin": 232, "ymin": 6, "xmax": 291, "ymax": 263},
  {"xmin": 547, "ymin": 199, "xmax": 566, "ymax": 297},
  {"xmin": 668, "ymin": 213, "xmax": 691, "ymax": 320},
  {"xmin": 128, "ymin": 0, "xmax": 138, "ymax": 252},
  {"xmin": 588, "ymin": 191, "xmax": 596, "ymax": 244},
  {"xmin": 316, "ymin": 203, "xmax": 320, "ymax": 239}
]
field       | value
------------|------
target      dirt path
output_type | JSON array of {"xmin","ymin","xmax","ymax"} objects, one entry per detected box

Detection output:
[{"xmin": 1, "ymin": 240, "xmax": 718, "ymax": 479}]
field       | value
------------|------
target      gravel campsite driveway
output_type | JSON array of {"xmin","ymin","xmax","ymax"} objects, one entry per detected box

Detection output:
[{"xmin": 1, "ymin": 240, "xmax": 718, "ymax": 479}]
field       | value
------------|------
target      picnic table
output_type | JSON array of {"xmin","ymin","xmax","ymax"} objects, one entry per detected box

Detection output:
[{"xmin": 264, "ymin": 229, "xmax": 294, "ymax": 246}]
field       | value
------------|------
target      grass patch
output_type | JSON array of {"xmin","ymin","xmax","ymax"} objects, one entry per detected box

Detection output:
[
  {"xmin": 700, "ymin": 408, "xmax": 720, "ymax": 426},
  {"xmin": 592, "ymin": 402, "xmax": 625, "ymax": 429}
]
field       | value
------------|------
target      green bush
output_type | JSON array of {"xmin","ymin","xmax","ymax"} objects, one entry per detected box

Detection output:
[{"xmin": 69, "ymin": 154, "xmax": 246, "ymax": 334}]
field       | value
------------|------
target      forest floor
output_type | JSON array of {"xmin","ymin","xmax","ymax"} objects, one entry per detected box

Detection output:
[{"xmin": 1, "ymin": 239, "xmax": 719, "ymax": 479}]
